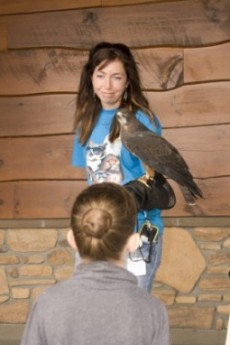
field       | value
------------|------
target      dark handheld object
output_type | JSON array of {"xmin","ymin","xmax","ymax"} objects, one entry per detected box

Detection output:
[{"xmin": 125, "ymin": 172, "xmax": 176, "ymax": 211}]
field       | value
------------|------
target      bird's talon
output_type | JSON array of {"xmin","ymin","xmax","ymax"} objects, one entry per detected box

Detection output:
[
  {"xmin": 138, "ymin": 175, "xmax": 152, "ymax": 188},
  {"xmin": 147, "ymin": 176, "xmax": 156, "ymax": 183}
]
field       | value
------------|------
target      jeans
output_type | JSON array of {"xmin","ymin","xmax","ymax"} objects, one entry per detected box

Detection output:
[{"xmin": 127, "ymin": 235, "xmax": 163, "ymax": 293}]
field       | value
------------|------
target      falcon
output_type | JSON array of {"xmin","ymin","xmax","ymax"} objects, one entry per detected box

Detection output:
[{"xmin": 116, "ymin": 107, "xmax": 203, "ymax": 205}]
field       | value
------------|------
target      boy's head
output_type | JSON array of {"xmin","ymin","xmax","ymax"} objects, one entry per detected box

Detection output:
[{"xmin": 69, "ymin": 182, "xmax": 138, "ymax": 262}]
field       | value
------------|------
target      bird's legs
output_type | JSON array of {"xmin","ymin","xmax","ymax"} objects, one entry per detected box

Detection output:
[{"xmin": 138, "ymin": 166, "xmax": 155, "ymax": 188}]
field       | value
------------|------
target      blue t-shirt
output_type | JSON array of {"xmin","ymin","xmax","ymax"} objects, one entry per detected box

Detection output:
[{"xmin": 72, "ymin": 108, "xmax": 164, "ymax": 233}]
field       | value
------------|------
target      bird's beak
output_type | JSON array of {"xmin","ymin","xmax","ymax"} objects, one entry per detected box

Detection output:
[
  {"xmin": 116, "ymin": 110, "xmax": 122, "ymax": 121},
  {"xmin": 116, "ymin": 108, "xmax": 128, "ymax": 124}
]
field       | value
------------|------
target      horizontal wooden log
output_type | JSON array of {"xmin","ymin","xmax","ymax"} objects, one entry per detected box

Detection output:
[
  {"xmin": 102, "ymin": 0, "xmax": 161, "ymax": 6},
  {"xmin": 0, "ymin": 177, "xmax": 228, "ymax": 218},
  {"xmin": 0, "ymin": 0, "xmax": 162, "ymax": 15},
  {"xmin": 0, "ymin": 180, "xmax": 87, "ymax": 219},
  {"xmin": 0, "ymin": 125, "xmax": 229, "ymax": 181},
  {"xmin": 163, "ymin": 177, "xmax": 230, "ymax": 217},
  {"xmin": 163, "ymin": 125, "xmax": 230, "ymax": 178},
  {"xmin": 0, "ymin": 21, "xmax": 7, "ymax": 51},
  {"xmin": 136, "ymin": 47, "xmax": 184, "ymax": 90},
  {"xmin": 184, "ymin": 43, "xmax": 230, "ymax": 83},
  {"xmin": 0, "ymin": 0, "xmax": 101, "ymax": 15},
  {"xmin": 0, "ymin": 135, "xmax": 87, "ymax": 180},
  {"xmin": 0, "ymin": 47, "xmax": 183, "ymax": 95},
  {"xmin": 0, "ymin": 49, "xmax": 87, "ymax": 95},
  {"xmin": 2, "ymin": 0, "xmax": 229, "ymax": 49},
  {"xmin": 147, "ymin": 82, "xmax": 230, "ymax": 128},
  {"xmin": 0, "ymin": 82, "xmax": 229, "ymax": 137},
  {"xmin": 0, "ymin": 95, "xmax": 76, "ymax": 137},
  {"xmin": 0, "ymin": 43, "xmax": 229, "ymax": 95},
  {"xmin": 0, "ymin": 183, "xmax": 14, "ymax": 218}
]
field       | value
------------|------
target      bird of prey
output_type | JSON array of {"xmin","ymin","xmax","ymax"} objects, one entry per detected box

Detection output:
[{"xmin": 116, "ymin": 107, "xmax": 203, "ymax": 205}]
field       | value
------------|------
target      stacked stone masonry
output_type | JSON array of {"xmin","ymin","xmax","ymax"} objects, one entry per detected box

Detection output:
[{"xmin": 0, "ymin": 227, "xmax": 229, "ymax": 329}]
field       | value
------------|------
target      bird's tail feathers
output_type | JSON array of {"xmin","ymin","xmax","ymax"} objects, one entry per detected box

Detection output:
[
  {"xmin": 170, "ymin": 168, "xmax": 203, "ymax": 204},
  {"xmin": 180, "ymin": 182, "xmax": 203, "ymax": 206},
  {"xmin": 180, "ymin": 186, "xmax": 196, "ymax": 205}
]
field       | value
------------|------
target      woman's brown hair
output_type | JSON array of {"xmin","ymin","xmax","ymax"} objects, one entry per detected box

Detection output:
[
  {"xmin": 70, "ymin": 182, "xmax": 137, "ymax": 261},
  {"xmin": 74, "ymin": 42, "xmax": 155, "ymax": 145}
]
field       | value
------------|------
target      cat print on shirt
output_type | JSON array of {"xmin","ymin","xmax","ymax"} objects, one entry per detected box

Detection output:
[{"xmin": 86, "ymin": 136, "xmax": 123, "ymax": 184}]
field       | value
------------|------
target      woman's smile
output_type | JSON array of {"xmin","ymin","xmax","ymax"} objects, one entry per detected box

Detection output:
[{"xmin": 92, "ymin": 59, "xmax": 128, "ymax": 109}]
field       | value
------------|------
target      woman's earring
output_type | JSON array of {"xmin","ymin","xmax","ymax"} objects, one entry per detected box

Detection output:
[{"xmin": 123, "ymin": 89, "xmax": 128, "ymax": 101}]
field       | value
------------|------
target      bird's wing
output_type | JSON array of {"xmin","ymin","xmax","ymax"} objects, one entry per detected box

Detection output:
[
  {"xmin": 124, "ymin": 131, "xmax": 191, "ymax": 184},
  {"xmin": 117, "ymin": 109, "xmax": 203, "ymax": 203}
]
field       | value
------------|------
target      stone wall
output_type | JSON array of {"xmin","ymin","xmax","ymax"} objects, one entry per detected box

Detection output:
[
  {"xmin": 0, "ymin": 226, "xmax": 229, "ymax": 330},
  {"xmin": 155, "ymin": 227, "xmax": 230, "ymax": 330},
  {"xmin": 0, "ymin": 228, "xmax": 74, "ymax": 323}
]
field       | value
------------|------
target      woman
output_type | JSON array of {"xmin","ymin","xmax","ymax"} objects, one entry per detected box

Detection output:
[
  {"xmin": 21, "ymin": 183, "xmax": 170, "ymax": 345},
  {"xmin": 72, "ymin": 42, "xmax": 176, "ymax": 292}
]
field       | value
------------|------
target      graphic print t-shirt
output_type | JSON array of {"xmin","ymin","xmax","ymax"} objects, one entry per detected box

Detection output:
[
  {"xmin": 72, "ymin": 108, "xmax": 161, "ymax": 185},
  {"xmin": 86, "ymin": 135, "xmax": 123, "ymax": 184},
  {"xmin": 72, "ymin": 108, "xmax": 164, "ymax": 232}
]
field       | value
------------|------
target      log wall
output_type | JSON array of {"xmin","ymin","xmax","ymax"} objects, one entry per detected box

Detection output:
[
  {"xmin": 0, "ymin": 0, "xmax": 229, "ymax": 339},
  {"xmin": 0, "ymin": 0, "xmax": 229, "ymax": 219}
]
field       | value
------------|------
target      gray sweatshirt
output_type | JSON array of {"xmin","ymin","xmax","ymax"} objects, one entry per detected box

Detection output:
[{"xmin": 21, "ymin": 261, "xmax": 170, "ymax": 345}]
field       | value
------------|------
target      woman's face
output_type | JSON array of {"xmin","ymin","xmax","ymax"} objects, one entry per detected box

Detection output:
[{"xmin": 92, "ymin": 59, "xmax": 128, "ymax": 110}]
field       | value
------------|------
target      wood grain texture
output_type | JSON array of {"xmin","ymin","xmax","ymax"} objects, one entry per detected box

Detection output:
[
  {"xmin": 0, "ymin": 183, "xmax": 14, "ymax": 218},
  {"xmin": 0, "ymin": 177, "xmax": 228, "ymax": 219},
  {"xmin": 102, "ymin": 0, "xmax": 163, "ymax": 6},
  {"xmin": 0, "ymin": 0, "xmax": 172, "ymax": 15},
  {"xmin": 0, "ymin": 19, "xmax": 7, "ymax": 51},
  {"xmin": 0, "ymin": 95, "xmax": 76, "ymax": 137},
  {"xmin": 1, "ymin": 82, "xmax": 229, "ymax": 137},
  {"xmin": 1, "ymin": 43, "xmax": 229, "ymax": 95},
  {"xmin": 3, "ymin": 0, "xmax": 229, "ymax": 49},
  {"xmin": 184, "ymin": 43, "xmax": 230, "ymax": 83},
  {"xmin": 0, "ymin": 0, "xmax": 229, "ymax": 221},
  {"xmin": 0, "ymin": 125, "xmax": 228, "ymax": 181},
  {"xmin": 0, "ymin": 0, "xmax": 101, "ymax": 15},
  {"xmin": 0, "ymin": 135, "xmax": 86, "ymax": 181},
  {"xmin": 0, "ymin": 180, "xmax": 87, "ymax": 219},
  {"xmin": 147, "ymin": 82, "xmax": 230, "ymax": 128},
  {"xmin": 133, "ymin": 48, "xmax": 184, "ymax": 89},
  {"xmin": 163, "ymin": 177, "xmax": 230, "ymax": 217},
  {"xmin": 163, "ymin": 125, "xmax": 230, "ymax": 178},
  {"xmin": 0, "ymin": 48, "xmax": 183, "ymax": 94},
  {"xmin": 0, "ymin": 49, "xmax": 87, "ymax": 95}
]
